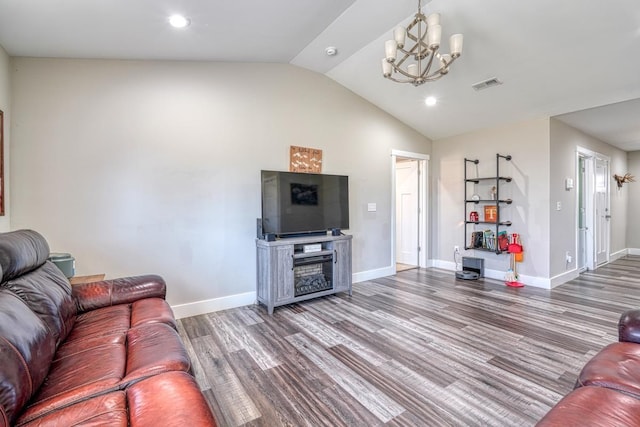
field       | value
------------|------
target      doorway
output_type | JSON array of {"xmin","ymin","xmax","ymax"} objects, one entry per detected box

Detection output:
[
  {"xmin": 576, "ymin": 148, "xmax": 610, "ymax": 271},
  {"xmin": 396, "ymin": 158, "xmax": 419, "ymax": 271},
  {"xmin": 391, "ymin": 150, "xmax": 428, "ymax": 273}
]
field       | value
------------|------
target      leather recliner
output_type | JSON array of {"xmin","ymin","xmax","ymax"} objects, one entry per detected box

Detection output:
[{"xmin": 0, "ymin": 229, "xmax": 217, "ymax": 426}]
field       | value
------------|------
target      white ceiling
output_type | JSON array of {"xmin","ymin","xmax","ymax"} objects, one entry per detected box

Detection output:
[{"xmin": 1, "ymin": 0, "xmax": 640, "ymax": 149}]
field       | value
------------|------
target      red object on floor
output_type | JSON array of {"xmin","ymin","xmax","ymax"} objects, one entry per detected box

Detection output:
[{"xmin": 506, "ymin": 281, "xmax": 525, "ymax": 288}]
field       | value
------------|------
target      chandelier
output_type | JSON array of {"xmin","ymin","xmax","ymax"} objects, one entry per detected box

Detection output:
[{"xmin": 382, "ymin": 0, "xmax": 463, "ymax": 86}]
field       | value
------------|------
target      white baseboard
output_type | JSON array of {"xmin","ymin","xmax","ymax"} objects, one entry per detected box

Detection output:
[
  {"xmin": 626, "ymin": 248, "xmax": 640, "ymax": 256},
  {"xmin": 171, "ymin": 291, "xmax": 256, "ymax": 319},
  {"xmin": 549, "ymin": 269, "xmax": 579, "ymax": 288},
  {"xmin": 610, "ymin": 248, "xmax": 628, "ymax": 260},
  {"xmin": 432, "ymin": 259, "xmax": 552, "ymax": 289},
  {"xmin": 352, "ymin": 265, "xmax": 396, "ymax": 283},
  {"xmin": 172, "ymin": 265, "xmax": 396, "ymax": 319},
  {"xmin": 172, "ymin": 258, "xmax": 574, "ymax": 319}
]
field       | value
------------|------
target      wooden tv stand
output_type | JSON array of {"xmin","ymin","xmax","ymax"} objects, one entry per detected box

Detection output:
[{"xmin": 256, "ymin": 234, "xmax": 352, "ymax": 314}]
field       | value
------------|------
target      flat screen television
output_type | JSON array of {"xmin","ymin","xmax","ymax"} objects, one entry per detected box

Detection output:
[{"xmin": 261, "ymin": 170, "xmax": 349, "ymax": 236}]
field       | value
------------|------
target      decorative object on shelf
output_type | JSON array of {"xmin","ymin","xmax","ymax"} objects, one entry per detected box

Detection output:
[
  {"xmin": 471, "ymin": 193, "xmax": 480, "ymax": 201},
  {"xmin": 469, "ymin": 211, "xmax": 479, "ymax": 222},
  {"xmin": 471, "ymin": 231, "xmax": 483, "ymax": 249},
  {"xmin": 490, "ymin": 186, "xmax": 497, "ymax": 200},
  {"xmin": 613, "ymin": 173, "xmax": 635, "ymax": 188},
  {"xmin": 289, "ymin": 146, "xmax": 323, "ymax": 173},
  {"xmin": 483, "ymin": 230, "xmax": 495, "ymax": 250},
  {"xmin": 381, "ymin": 0, "xmax": 463, "ymax": 86},
  {"xmin": 483, "ymin": 205, "xmax": 497, "ymax": 223}
]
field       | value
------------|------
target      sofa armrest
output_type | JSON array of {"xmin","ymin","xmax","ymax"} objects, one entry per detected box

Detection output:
[
  {"xmin": 72, "ymin": 274, "xmax": 166, "ymax": 313},
  {"xmin": 619, "ymin": 309, "xmax": 640, "ymax": 343}
]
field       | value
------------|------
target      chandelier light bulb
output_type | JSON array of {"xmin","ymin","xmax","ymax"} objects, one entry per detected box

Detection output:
[
  {"xmin": 394, "ymin": 27, "xmax": 406, "ymax": 49},
  {"xmin": 168, "ymin": 14, "xmax": 190, "ymax": 28},
  {"xmin": 450, "ymin": 34, "xmax": 464, "ymax": 57},
  {"xmin": 382, "ymin": 59, "xmax": 393, "ymax": 77},
  {"xmin": 385, "ymin": 40, "xmax": 397, "ymax": 61}
]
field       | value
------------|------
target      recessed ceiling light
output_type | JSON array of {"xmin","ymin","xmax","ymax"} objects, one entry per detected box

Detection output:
[
  {"xmin": 325, "ymin": 47, "xmax": 338, "ymax": 56},
  {"xmin": 168, "ymin": 14, "xmax": 190, "ymax": 28},
  {"xmin": 425, "ymin": 96, "xmax": 437, "ymax": 106}
]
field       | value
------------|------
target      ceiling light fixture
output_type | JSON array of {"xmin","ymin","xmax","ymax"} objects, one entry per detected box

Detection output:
[
  {"xmin": 325, "ymin": 46, "xmax": 338, "ymax": 56},
  {"xmin": 425, "ymin": 96, "xmax": 437, "ymax": 106},
  {"xmin": 382, "ymin": 0, "xmax": 463, "ymax": 86},
  {"xmin": 168, "ymin": 14, "xmax": 190, "ymax": 28}
]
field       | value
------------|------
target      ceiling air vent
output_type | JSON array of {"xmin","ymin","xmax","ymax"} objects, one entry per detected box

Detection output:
[{"xmin": 472, "ymin": 77, "xmax": 503, "ymax": 91}]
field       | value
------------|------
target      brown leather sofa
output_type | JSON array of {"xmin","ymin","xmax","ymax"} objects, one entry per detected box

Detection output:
[
  {"xmin": 537, "ymin": 309, "xmax": 640, "ymax": 426},
  {"xmin": 0, "ymin": 230, "xmax": 217, "ymax": 426}
]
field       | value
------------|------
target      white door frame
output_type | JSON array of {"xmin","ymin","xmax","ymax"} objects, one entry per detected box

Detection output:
[
  {"xmin": 391, "ymin": 150, "xmax": 429, "ymax": 272},
  {"xmin": 575, "ymin": 146, "xmax": 610, "ymax": 271}
]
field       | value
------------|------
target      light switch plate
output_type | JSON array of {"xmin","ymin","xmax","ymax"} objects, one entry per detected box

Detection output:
[{"xmin": 367, "ymin": 203, "xmax": 377, "ymax": 212}]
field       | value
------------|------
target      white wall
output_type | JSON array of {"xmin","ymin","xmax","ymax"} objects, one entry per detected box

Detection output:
[
  {"xmin": 627, "ymin": 151, "xmax": 640, "ymax": 251},
  {"xmin": 432, "ymin": 118, "xmax": 551, "ymax": 285},
  {"xmin": 0, "ymin": 45, "xmax": 10, "ymax": 231},
  {"xmin": 549, "ymin": 119, "xmax": 628, "ymax": 277},
  {"xmin": 10, "ymin": 58, "xmax": 431, "ymax": 313}
]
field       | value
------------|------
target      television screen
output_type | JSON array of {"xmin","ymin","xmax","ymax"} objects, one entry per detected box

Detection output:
[{"xmin": 261, "ymin": 170, "xmax": 349, "ymax": 235}]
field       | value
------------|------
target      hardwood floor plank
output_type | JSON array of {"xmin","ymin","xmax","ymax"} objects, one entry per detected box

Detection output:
[
  {"xmin": 176, "ymin": 320, "xmax": 211, "ymax": 390},
  {"xmin": 191, "ymin": 335, "xmax": 261, "ymax": 426},
  {"xmin": 285, "ymin": 332, "xmax": 406, "ymax": 423},
  {"xmin": 177, "ymin": 256, "xmax": 640, "ymax": 426}
]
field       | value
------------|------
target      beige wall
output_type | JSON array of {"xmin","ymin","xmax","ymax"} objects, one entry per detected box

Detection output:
[
  {"xmin": 432, "ymin": 118, "xmax": 551, "ymax": 283},
  {"xmin": 550, "ymin": 119, "xmax": 628, "ymax": 277},
  {"xmin": 10, "ymin": 58, "xmax": 431, "ymax": 311},
  {"xmin": 628, "ymin": 151, "xmax": 640, "ymax": 250},
  {"xmin": 0, "ymin": 45, "xmax": 9, "ymax": 231}
]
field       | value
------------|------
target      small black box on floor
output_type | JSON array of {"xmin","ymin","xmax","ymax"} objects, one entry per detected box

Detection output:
[{"xmin": 462, "ymin": 257, "xmax": 484, "ymax": 278}]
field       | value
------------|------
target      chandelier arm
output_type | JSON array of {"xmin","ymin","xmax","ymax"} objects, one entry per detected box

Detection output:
[
  {"xmin": 419, "ymin": 49, "xmax": 437, "ymax": 78},
  {"xmin": 384, "ymin": 75, "xmax": 414, "ymax": 84},
  {"xmin": 395, "ymin": 51, "xmax": 413, "ymax": 68},
  {"xmin": 424, "ymin": 55, "xmax": 459, "ymax": 79},
  {"xmin": 404, "ymin": 21, "xmax": 430, "ymax": 58},
  {"xmin": 390, "ymin": 62, "xmax": 422, "ymax": 79},
  {"xmin": 422, "ymin": 73, "xmax": 445, "ymax": 82}
]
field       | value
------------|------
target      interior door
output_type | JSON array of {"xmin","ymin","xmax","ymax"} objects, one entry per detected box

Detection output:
[
  {"xmin": 595, "ymin": 157, "xmax": 610, "ymax": 266},
  {"xmin": 577, "ymin": 156, "xmax": 587, "ymax": 272},
  {"xmin": 395, "ymin": 159, "xmax": 419, "ymax": 266}
]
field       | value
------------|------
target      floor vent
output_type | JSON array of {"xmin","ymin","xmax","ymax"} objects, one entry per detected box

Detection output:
[{"xmin": 472, "ymin": 77, "xmax": 503, "ymax": 91}]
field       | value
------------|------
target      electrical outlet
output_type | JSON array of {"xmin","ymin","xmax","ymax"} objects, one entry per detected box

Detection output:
[
  {"xmin": 566, "ymin": 251, "xmax": 572, "ymax": 263},
  {"xmin": 454, "ymin": 246, "xmax": 460, "ymax": 254}
]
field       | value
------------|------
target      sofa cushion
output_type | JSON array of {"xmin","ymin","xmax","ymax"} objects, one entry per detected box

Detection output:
[
  {"xmin": 18, "ymin": 341, "xmax": 125, "ymax": 424},
  {"xmin": 537, "ymin": 386, "xmax": 640, "ymax": 426},
  {"xmin": 122, "ymin": 323, "xmax": 191, "ymax": 383},
  {"xmin": 17, "ymin": 392, "xmax": 128, "ymax": 427},
  {"xmin": 2, "ymin": 262, "xmax": 76, "ymax": 347},
  {"xmin": 0, "ymin": 230, "xmax": 49, "ymax": 282},
  {"xmin": 127, "ymin": 371, "xmax": 217, "ymax": 427},
  {"xmin": 576, "ymin": 341, "xmax": 640, "ymax": 397},
  {"xmin": 0, "ymin": 292, "xmax": 56, "ymax": 426},
  {"xmin": 18, "ymin": 322, "xmax": 191, "ymax": 423},
  {"xmin": 65, "ymin": 304, "xmax": 131, "ymax": 344},
  {"xmin": 131, "ymin": 298, "xmax": 177, "ymax": 329},
  {"xmin": 17, "ymin": 373, "xmax": 217, "ymax": 427}
]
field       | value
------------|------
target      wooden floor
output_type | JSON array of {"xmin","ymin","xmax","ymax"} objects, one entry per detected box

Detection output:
[{"xmin": 177, "ymin": 256, "xmax": 640, "ymax": 427}]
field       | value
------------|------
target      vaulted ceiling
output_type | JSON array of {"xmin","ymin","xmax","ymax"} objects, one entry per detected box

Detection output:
[{"xmin": 1, "ymin": 0, "xmax": 639, "ymax": 149}]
